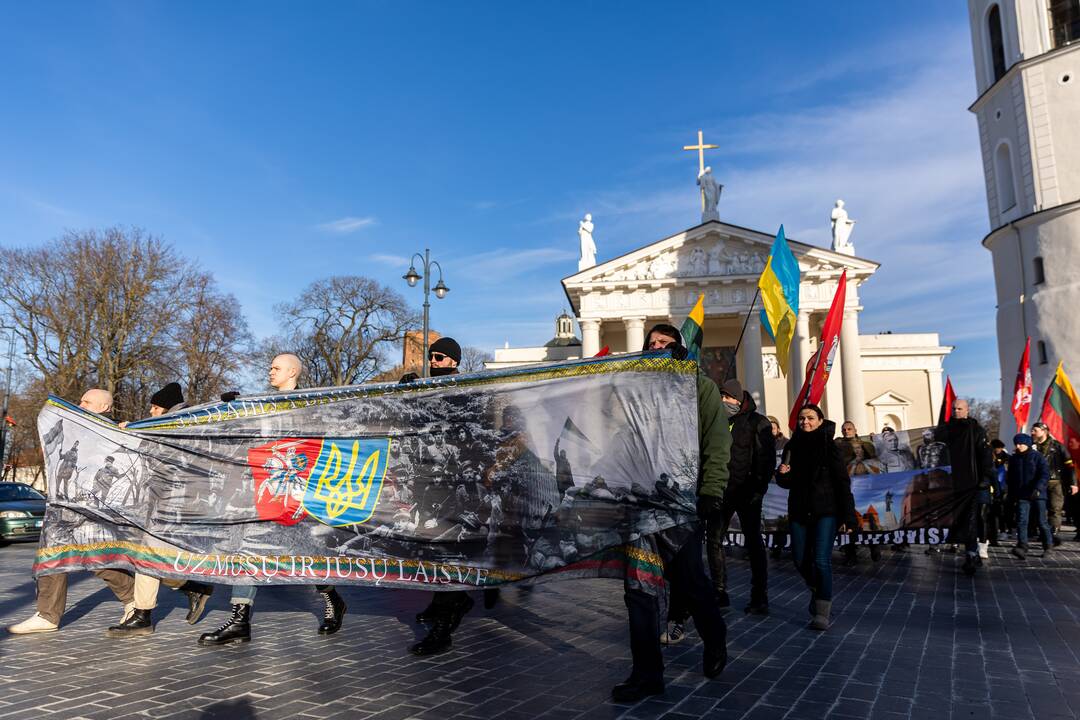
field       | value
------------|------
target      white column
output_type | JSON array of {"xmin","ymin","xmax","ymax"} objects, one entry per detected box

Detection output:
[
  {"xmin": 787, "ymin": 311, "xmax": 812, "ymax": 400},
  {"xmin": 840, "ymin": 310, "xmax": 867, "ymax": 431},
  {"xmin": 927, "ymin": 368, "xmax": 944, "ymax": 428},
  {"xmin": 624, "ymin": 316, "xmax": 646, "ymax": 353},
  {"xmin": 581, "ymin": 319, "xmax": 601, "ymax": 358},
  {"xmin": 741, "ymin": 322, "xmax": 766, "ymax": 410}
]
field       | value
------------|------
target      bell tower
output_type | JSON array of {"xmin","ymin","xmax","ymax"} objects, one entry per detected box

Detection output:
[{"xmin": 967, "ymin": 0, "xmax": 1080, "ymax": 438}]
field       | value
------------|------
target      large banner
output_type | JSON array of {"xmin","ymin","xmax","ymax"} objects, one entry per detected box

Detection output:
[
  {"xmin": 34, "ymin": 353, "xmax": 701, "ymax": 591},
  {"xmin": 729, "ymin": 426, "xmax": 971, "ymax": 547}
]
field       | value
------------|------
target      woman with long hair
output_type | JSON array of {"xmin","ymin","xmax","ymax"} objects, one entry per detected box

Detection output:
[{"xmin": 776, "ymin": 404, "xmax": 857, "ymax": 631}]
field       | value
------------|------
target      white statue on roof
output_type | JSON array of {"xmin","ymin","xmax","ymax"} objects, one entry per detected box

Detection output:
[
  {"xmin": 831, "ymin": 199, "xmax": 856, "ymax": 255},
  {"xmin": 578, "ymin": 213, "xmax": 596, "ymax": 271}
]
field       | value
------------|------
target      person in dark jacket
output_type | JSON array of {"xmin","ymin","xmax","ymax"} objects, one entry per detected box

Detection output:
[
  {"xmin": 768, "ymin": 416, "xmax": 789, "ymax": 560},
  {"xmin": 613, "ymin": 324, "xmax": 730, "ymax": 703},
  {"xmin": 710, "ymin": 379, "xmax": 774, "ymax": 613},
  {"xmin": 990, "ymin": 439, "xmax": 1010, "ymax": 542},
  {"xmin": 776, "ymin": 404, "xmax": 856, "ymax": 632},
  {"xmin": 1031, "ymin": 422, "xmax": 1076, "ymax": 546},
  {"xmin": 936, "ymin": 398, "xmax": 996, "ymax": 575},
  {"xmin": 1008, "ymin": 433, "xmax": 1053, "ymax": 559}
]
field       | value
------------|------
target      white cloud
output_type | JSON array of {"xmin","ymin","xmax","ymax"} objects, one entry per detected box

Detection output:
[
  {"xmin": 315, "ymin": 216, "xmax": 377, "ymax": 234},
  {"xmin": 452, "ymin": 246, "xmax": 579, "ymax": 283},
  {"xmin": 370, "ymin": 253, "xmax": 409, "ymax": 267}
]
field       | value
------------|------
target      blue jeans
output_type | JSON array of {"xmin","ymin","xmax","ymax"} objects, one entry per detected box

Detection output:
[
  {"xmin": 790, "ymin": 516, "xmax": 838, "ymax": 601},
  {"xmin": 231, "ymin": 585, "xmax": 257, "ymax": 604},
  {"xmin": 1016, "ymin": 499, "xmax": 1052, "ymax": 548}
]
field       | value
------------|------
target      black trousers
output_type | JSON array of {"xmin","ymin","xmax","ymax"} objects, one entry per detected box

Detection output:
[
  {"xmin": 707, "ymin": 497, "xmax": 767, "ymax": 600},
  {"xmin": 625, "ymin": 528, "xmax": 727, "ymax": 686}
]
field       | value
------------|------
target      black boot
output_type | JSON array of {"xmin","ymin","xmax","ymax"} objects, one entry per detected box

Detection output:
[
  {"xmin": 962, "ymin": 554, "xmax": 977, "ymax": 576},
  {"xmin": 744, "ymin": 591, "xmax": 769, "ymax": 616},
  {"xmin": 409, "ymin": 616, "xmax": 454, "ymax": 656},
  {"xmin": 198, "ymin": 603, "xmax": 251, "ymax": 646},
  {"xmin": 703, "ymin": 643, "xmax": 728, "ymax": 678},
  {"xmin": 483, "ymin": 588, "xmax": 500, "ymax": 609},
  {"xmin": 611, "ymin": 678, "xmax": 664, "ymax": 703},
  {"xmin": 415, "ymin": 600, "xmax": 438, "ymax": 625},
  {"xmin": 107, "ymin": 608, "xmax": 153, "ymax": 637},
  {"xmin": 318, "ymin": 589, "xmax": 346, "ymax": 635},
  {"xmin": 182, "ymin": 582, "xmax": 214, "ymax": 625}
]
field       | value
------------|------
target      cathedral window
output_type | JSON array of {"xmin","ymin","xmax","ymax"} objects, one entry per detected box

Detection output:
[
  {"xmin": 1034, "ymin": 256, "xmax": 1046, "ymax": 285},
  {"xmin": 988, "ymin": 4, "xmax": 1007, "ymax": 81},
  {"xmin": 994, "ymin": 142, "xmax": 1018, "ymax": 212},
  {"xmin": 1049, "ymin": 0, "xmax": 1080, "ymax": 49},
  {"xmin": 1038, "ymin": 341, "xmax": 1049, "ymax": 365}
]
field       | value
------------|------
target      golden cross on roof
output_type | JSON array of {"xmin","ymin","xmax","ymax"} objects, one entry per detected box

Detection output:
[{"xmin": 683, "ymin": 129, "xmax": 718, "ymax": 175}]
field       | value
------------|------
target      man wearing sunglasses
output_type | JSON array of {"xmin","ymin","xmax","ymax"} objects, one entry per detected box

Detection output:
[{"xmin": 406, "ymin": 336, "xmax": 483, "ymax": 656}]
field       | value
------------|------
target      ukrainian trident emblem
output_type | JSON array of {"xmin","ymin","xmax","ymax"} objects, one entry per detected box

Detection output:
[{"xmin": 300, "ymin": 438, "xmax": 390, "ymax": 527}]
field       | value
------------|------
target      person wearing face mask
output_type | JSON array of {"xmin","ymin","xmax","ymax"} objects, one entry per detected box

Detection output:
[
  {"xmin": 709, "ymin": 379, "xmax": 774, "ymax": 614},
  {"xmin": 776, "ymin": 404, "xmax": 856, "ymax": 632},
  {"xmin": 615, "ymin": 324, "xmax": 729, "ymax": 702}
]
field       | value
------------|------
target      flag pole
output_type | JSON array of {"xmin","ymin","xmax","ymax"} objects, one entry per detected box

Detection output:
[{"xmin": 724, "ymin": 287, "xmax": 761, "ymax": 383}]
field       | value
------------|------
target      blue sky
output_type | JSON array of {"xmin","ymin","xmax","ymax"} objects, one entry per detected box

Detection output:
[{"xmin": 0, "ymin": 2, "xmax": 999, "ymax": 397}]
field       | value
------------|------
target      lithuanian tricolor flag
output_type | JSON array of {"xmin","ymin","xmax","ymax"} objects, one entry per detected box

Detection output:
[
  {"xmin": 1038, "ymin": 362, "xmax": 1080, "ymax": 467},
  {"xmin": 680, "ymin": 293, "xmax": 705, "ymax": 362},
  {"xmin": 757, "ymin": 225, "xmax": 801, "ymax": 376}
]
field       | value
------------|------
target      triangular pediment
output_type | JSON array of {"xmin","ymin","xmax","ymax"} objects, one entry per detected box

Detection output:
[
  {"xmin": 563, "ymin": 220, "xmax": 878, "ymax": 288},
  {"xmin": 867, "ymin": 390, "xmax": 913, "ymax": 407}
]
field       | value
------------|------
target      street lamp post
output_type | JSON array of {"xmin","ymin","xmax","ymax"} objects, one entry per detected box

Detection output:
[
  {"xmin": 403, "ymin": 249, "xmax": 449, "ymax": 379},
  {"xmin": 0, "ymin": 326, "xmax": 15, "ymax": 479}
]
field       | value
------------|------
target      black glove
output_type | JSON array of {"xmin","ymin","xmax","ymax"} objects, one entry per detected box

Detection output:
[
  {"xmin": 220, "ymin": 391, "xmax": 240, "ymax": 402},
  {"xmin": 398, "ymin": 372, "xmax": 419, "ymax": 384},
  {"xmin": 697, "ymin": 494, "xmax": 723, "ymax": 520},
  {"xmin": 669, "ymin": 344, "xmax": 688, "ymax": 361}
]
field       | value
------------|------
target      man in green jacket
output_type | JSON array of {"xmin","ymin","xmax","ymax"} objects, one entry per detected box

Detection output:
[{"xmin": 612, "ymin": 323, "xmax": 731, "ymax": 703}]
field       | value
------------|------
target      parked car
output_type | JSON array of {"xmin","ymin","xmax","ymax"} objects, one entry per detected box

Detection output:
[{"xmin": 0, "ymin": 482, "xmax": 46, "ymax": 544}]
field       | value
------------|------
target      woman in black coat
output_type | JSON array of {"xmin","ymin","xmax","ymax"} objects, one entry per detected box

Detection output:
[{"xmin": 776, "ymin": 404, "xmax": 857, "ymax": 631}]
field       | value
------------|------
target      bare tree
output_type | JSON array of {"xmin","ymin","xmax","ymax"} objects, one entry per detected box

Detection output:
[
  {"xmin": 967, "ymin": 397, "xmax": 1001, "ymax": 439},
  {"xmin": 459, "ymin": 346, "xmax": 493, "ymax": 373},
  {"xmin": 264, "ymin": 276, "xmax": 418, "ymax": 387},
  {"xmin": 0, "ymin": 227, "xmax": 252, "ymax": 419}
]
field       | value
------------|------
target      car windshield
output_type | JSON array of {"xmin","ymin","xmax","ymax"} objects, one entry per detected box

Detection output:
[{"xmin": 0, "ymin": 483, "xmax": 45, "ymax": 501}]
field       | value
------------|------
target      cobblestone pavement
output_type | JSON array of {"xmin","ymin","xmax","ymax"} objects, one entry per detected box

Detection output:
[{"xmin": 3, "ymin": 539, "xmax": 1080, "ymax": 720}]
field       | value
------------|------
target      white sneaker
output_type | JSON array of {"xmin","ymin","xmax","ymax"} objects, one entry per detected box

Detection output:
[
  {"xmin": 7, "ymin": 612, "xmax": 59, "ymax": 634},
  {"xmin": 660, "ymin": 622, "xmax": 686, "ymax": 645},
  {"xmin": 978, "ymin": 542, "xmax": 990, "ymax": 559}
]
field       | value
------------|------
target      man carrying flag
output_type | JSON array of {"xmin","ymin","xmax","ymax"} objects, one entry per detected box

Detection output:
[
  {"xmin": 758, "ymin": 226, "xmax": 801, "ymax": 377},
  {"xmin": 1036, "ymin": 362, "xmax": 1080, "ymax": 541}
]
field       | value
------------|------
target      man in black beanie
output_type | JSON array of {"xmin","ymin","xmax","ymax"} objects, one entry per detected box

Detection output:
[
  {"xmin": 407, "ymin": 336, "xmax": 485, "ymax": 656},
  {"xmin": 150, "ymin": 382, "xmax": 185, "ymax": 414},
  {"xmin": 110, "ymin": 382, "xmax": 215, "ymax": 637},
  {"xmin": 428, "ymin": 336, "xmax": 462, "ymax": 376}
]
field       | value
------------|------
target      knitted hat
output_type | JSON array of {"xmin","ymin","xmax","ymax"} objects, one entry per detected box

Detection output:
[
  {"xmin": 1014, "ymin": 433, "xmax": 1034, "ymax": 446},
  {"xmin": 150, "ymin": 382, "xmax": 184, "ymax": 410},
  {"xmin": 721, "ymin": 379, "xmax": 743, "ymax": 400},
  {"xmin": 429, "ymin": 337, "xmax": 461, "ymax": 364}
]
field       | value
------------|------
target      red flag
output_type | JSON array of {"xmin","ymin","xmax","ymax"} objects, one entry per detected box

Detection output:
[
  {"xmin": 593, "ymin": 346, "xmax": 610, "ymax": 358},
  {"xmin": 938, "ymin": 377, "xmax": 956, "ymax": 425},
  {"xmin": 3, "ymin": 415, "xmax": 13, "ymax": 427},
  {"xmin": 789, "ymin": 271, "xmax": 847, "ymax": 430},
  {"xmin": 1011, "ymin": 337, "xmax": 1033, "ymax": 432}
]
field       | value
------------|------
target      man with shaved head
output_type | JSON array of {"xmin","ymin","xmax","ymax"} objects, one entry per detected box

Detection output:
[
  {"xmin": 936, "ymin": 397, "xmax": 995, "ymax": 575},
  {"xmin": 199, "ymin": 354, "xmax": 347, "ymax": 646},
  {"xmin": 8, "ymin": 389, "xmax": 138, "ymax": 635}
]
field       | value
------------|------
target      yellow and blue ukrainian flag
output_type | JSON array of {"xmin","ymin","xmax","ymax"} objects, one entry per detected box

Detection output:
[
  {"xmin": 680, "ymin": 293, "xmax": 705, "ymax": 361},
  {"xmin": 757, "ymin": 225, "xmax": 800, "ymax": 377}
]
